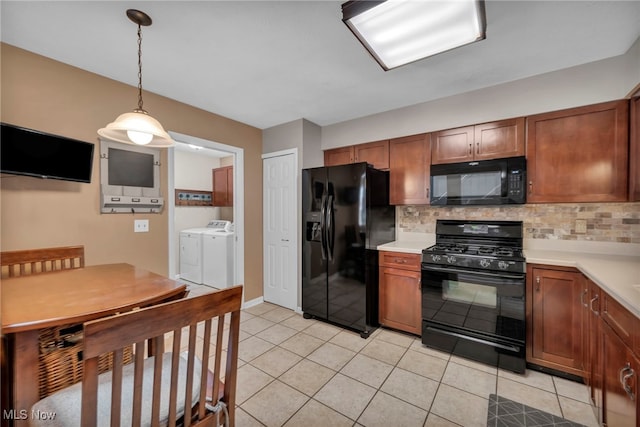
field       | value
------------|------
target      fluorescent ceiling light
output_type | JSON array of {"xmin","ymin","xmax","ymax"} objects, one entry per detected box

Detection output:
[{"xmin": 342, "ymin": 0, "xmax": 486, "ymax": 71}]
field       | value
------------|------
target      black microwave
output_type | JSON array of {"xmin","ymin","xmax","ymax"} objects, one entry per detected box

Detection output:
[{"xmin": 430, "ymin": 156, "xmax": 526, "ymax": 206}]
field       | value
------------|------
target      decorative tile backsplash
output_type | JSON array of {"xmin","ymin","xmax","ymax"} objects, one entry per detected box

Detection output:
[{"xmin": 398, "ymin": 203, "xmax": 640, "ymax": 243}]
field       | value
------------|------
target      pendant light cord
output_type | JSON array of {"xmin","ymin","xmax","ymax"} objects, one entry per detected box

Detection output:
[{"xmin": 136, "ymin": 24, "xmax": 145, "ymax": 112}]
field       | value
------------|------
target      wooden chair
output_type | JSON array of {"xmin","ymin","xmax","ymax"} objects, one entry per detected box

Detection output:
[
  {"xmin": 0, "ymin": 245, "xmax": 85, "ymax": 279},
  {"xmin": 29, "ymin": 285, "xmax": 243, "ymax": 427}
]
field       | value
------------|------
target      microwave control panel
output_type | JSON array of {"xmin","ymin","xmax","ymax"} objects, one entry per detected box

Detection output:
[{"xmin": 507, "ymin": 169, "xmax": 525, "ymax": 202}]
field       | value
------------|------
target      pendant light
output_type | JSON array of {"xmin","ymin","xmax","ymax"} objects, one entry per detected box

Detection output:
[{"xmin": 98, "ymin": 9, "xmax": 175, "ymax": 147}]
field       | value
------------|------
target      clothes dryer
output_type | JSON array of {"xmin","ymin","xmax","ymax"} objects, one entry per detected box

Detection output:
[{"xmin": 179, "ymin": 226, "xmax": 211, "ymax": 284}]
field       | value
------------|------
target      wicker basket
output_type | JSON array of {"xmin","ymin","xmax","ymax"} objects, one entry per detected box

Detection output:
[{"xmin": 38, "ymin": 324, "xmax": 133, "ymax": 399}]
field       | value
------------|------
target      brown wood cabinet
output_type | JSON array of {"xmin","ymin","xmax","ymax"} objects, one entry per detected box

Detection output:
[
  {"xmin": 212, "ymin": 166, "xmax": 233, "ymax": 207},
  {"xmin": 389, "ymin": 133, "xmax": 431, "ymax": 205},
  {"xmin": 602, "ymin": 322, "xmax": 638, "ymax": 427},
  {"xmin": 378, "ymin": 251, "xmax": 422, "ymax": 335},
  {"xmin": 526, "ymin": 99, "xmax": 629, "ymax": 203},
  {"xmin": 324, "ymin": 140, "xmax": 390, "ymax": 170},
  {"xmin": 583, "ymin": 280, "xmax": 640, "ymax": 426},
  {"xmin": 354, "ymin": 140, "xmax": 389, "ymax": 170},
  {"xmin": 630, "ymin": 96, "xmax": 640, "ymax": 201},
  {"xmin": 526, "ymin": 264, "xmax": 588, "ymax": 378},
  {"xmin": 431, "ymin": 118, "xmax": 525, "ymax": 164},
  {"xmin": 324, "ymin": 146, "xmax": 354, "ymax": 166}
]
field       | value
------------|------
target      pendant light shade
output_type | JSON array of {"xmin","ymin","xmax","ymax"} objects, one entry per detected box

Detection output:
[
  {"xmin": 98, "ymin": 110, "xmax": 174, "ymax": 147},
  {"xmin": 98, "ymin": 9, "xmax": 175, "ymax": 147}
]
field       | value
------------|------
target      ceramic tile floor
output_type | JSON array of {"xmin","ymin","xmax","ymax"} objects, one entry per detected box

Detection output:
[{"xmin": 186, "ymin": 284, "xmax": 599, "ymax": 427}]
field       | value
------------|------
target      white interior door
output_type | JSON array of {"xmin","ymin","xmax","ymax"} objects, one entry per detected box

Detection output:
[{"xmin": 263, "ymin": 151, "xmax": 297, "ymax": 310}]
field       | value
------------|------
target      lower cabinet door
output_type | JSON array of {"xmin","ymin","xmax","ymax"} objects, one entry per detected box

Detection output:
[
  {"xmin": 602, "ymin": 322, "xmax": 637, "ymax": 427},
  {"xmin": 379, "ymin": 266, "xmax": 421, "ymax": 335}
]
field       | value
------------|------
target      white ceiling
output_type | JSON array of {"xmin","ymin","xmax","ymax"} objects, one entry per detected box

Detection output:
[{"xmin": 2, "ymin": 1, "xmax": 639, "ymax": 130}]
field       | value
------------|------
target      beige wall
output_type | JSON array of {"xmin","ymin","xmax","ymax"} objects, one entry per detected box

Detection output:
[{"xmin": 0, "ymin": 43, "xmax": 264, "ymax": 301}]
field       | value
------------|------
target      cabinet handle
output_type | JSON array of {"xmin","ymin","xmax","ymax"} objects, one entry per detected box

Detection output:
[
  {"xmin": 535, "ymin": 276, "xmax": 540, "ymax": 291},
  {"xmin": 590, "ymin": 294, "xmax": 600, "ymax": 315},
  {"xmin": 620, "ymin": 363, "xmax": 636, "ymax": 401},
  {"xmin": 476, "ymin": 142, "xmax": 480, "ymax": 155},
  {"xmin": 580, "ymin": 289, "xmax": 588, "ymax": 308},
  {"xmin": 468, "ymin": 144, "xmax": 472, "ymax": 156},
  {"xmin": 426, "ymin": 187, "xmax": 430, "ymax": 199},
  {"xmin": 529, "ymin": 181, "xmax": 533, "ymax": 194}
]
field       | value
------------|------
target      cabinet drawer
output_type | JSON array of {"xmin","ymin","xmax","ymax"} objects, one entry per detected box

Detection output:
[
  {"xmin": 379, "ymin": 251, "xmax": 421, "ymax": 270},
  {"xmin": 601, "ymin": 292, "xmax": 637, "ymax": 352}
]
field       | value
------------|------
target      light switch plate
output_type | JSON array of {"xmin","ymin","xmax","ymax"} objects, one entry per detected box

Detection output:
[
  {"xmin": 575, "ymin": 219, "xmax": 587, "ymax": 234},
  {"xmin": 134, "ymin": 219, "xmax": 149, "ymax": 233}
]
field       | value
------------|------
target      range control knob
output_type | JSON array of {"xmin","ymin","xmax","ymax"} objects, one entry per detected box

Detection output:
[
  {"xmin": 431, "ymin": 254, "xmax": 441, "ymax": 263},
  {"xmin": 479, "ymin": 259, "xmax": 491, "ymax": 268},
  {"xmin": 498, "ymin": 261, "xmax": 509, "ymax": 270},
  {"xmin": 446, "ymin": 256, "xmax": 457, "ymax": 264}
]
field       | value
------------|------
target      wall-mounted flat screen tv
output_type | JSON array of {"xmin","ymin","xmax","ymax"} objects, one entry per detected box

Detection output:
[{"xmin": 1, "ymin": 123, "xmax": 94, "ymax": 183}]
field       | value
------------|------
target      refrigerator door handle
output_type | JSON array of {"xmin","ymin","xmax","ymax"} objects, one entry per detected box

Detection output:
[
  {"xmin": 320, "ymin": 193, "xmax": 328, "ymax": 260},
  {"xmin": 326, "ymin": 194, "xmax": 335, "ymax": 261}
]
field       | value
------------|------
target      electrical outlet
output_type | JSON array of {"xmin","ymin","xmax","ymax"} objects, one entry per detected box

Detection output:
[
  {"xmin": 134, "ymin": 219, "xmax": 149, "ymax": 233},
  {"xmin": 575, "ymin": 219, "xmax": 587, "ymax": 234}
]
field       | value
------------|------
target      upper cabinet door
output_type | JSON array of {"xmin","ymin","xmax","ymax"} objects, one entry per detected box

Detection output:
[
  {"xmin": 432, "ymin": 119, "xmax": 525, "ymax": 164},
  {"xmin": 324, "ymin": 146, "xmax": 354, "ymax": 167},
  {"xmin": 212, "ymin": 166, "xmax": 233, "ymax": 207},
  {"xmin": 526, "ymin": 100, "xmax": 629, "ymax": 203},
  {"xmin": 630, "ymin": 96, "xmax": 640, "ymax": 202},
  {"xmin": 431, "ymin": 126, "xmax": 474, "ymax": 164},
  {"xmin": 474, "ymin": 118, "xmax": 525, "ymax": 161},
  {"xmin": 354, "ymin": 140, "xmax": 390, "ymax": 170},
  {"xmin": 389, "ymin": 133, "xmax": 431, "ymax": 205}
]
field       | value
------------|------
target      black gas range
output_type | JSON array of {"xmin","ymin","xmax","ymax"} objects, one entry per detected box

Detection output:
[
  {"xmin": 421, "ymin": 220, "xmax": 526, "ymax": 373},
  {"xmin": 422, "ymin": 220, "xmax": 525, "ymax": 273}
]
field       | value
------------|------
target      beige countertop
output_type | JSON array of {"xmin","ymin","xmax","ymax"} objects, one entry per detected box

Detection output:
[
  {"xmin": 377, "ymin": 240, "xmax": 432, "ymax": 254},
  {"xmin": 378, "ymin": 233, "xmax": 640, "ymax": 318}
]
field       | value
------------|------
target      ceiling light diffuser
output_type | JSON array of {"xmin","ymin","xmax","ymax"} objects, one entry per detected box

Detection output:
[
  {"xmin": 98, "ymin": 9, "xmax": 174, "ymax": 147},
  {"xmin": 342, "ymin": 0, "xmax": 487, "ymax": 71}
]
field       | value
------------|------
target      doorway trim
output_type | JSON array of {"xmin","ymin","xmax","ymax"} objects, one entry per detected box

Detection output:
[
  {"xmin": 262, "ymin": 148, "xmax": 299, "ymax": 311},
  {"xmin": 167, "ymin": 131, "xmax": 245, "ymax": 292}
]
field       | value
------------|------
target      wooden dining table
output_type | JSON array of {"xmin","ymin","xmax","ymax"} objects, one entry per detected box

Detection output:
[{"xmin": 1, "ymin": 263, "xmax": 187, "ymax": 425}]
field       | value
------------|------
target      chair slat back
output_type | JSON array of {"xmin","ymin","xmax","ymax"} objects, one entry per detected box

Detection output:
[
  {"xmin": 80, "ymin": 285, "xmax": 242, "ymax": 427},
  {"xmin": 1, "ymin": 245, "xmax": 85, "ymax": 279}
]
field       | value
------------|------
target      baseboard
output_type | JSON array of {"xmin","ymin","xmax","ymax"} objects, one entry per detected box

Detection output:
[{"xmin": 242, "ymin": 296, "xmax": 264, "ymax": 309}]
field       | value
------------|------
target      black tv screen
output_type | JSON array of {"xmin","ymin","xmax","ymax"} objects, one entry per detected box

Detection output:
[
  {"xmin": 1, "ymin": 123, "xmax": 94, "ymax": 183},
  {"xmin": 108, "ymin": 147, "xmax": 154, "ymax": 188}
]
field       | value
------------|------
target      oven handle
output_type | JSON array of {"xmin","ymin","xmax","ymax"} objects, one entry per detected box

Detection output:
[
  {"xmin": 422, "ymin": 264, "xmax": 525, "ymax": 280},
  {"xmin": 425, "ymin": 326, "xmax": 521, "ymax": 353}
]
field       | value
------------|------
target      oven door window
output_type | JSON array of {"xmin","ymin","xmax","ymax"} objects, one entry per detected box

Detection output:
[{"xmin": 444, "ymin": 280, "xmax": 497, "ymax": 308}]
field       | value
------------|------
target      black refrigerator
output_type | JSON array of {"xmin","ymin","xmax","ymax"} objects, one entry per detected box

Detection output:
[{"xmin": 302, "ymin": 162, "xmax": 395, "ymax": 338}]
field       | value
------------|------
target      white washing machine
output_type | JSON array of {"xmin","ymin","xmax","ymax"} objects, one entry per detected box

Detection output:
[{"xmin": 202, "ymin": 222, "xmax": 234, "ymax": 289}]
